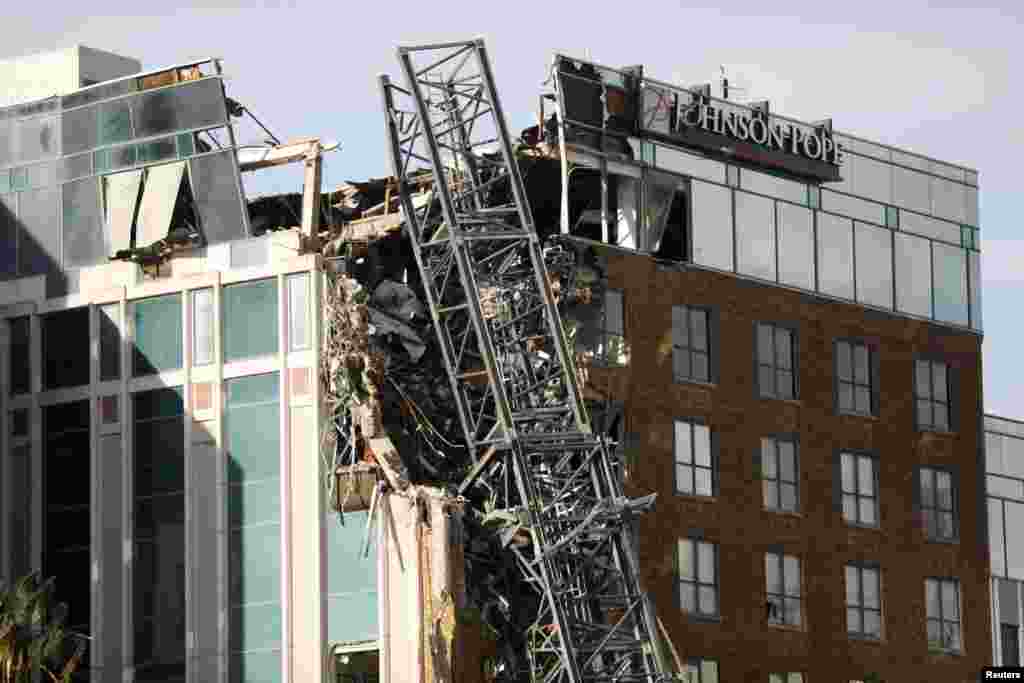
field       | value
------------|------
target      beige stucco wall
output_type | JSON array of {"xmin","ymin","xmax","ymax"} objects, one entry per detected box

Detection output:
[{"xmin": 0, "ymin": 45, "xmax": 140, "ymax": 107}]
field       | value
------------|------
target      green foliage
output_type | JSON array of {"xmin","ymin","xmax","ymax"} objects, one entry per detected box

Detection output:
[{"xmin": 0, "ymin": 572, "xmax": 86, "ymax": 683}]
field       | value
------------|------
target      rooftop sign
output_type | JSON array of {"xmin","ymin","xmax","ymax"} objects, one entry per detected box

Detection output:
[{"xmin": 641, "ymin": 82, "xmax": 843, "ymax": 182}]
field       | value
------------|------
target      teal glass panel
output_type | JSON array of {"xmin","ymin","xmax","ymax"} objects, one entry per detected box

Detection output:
[
  {"xmin": 223, "ymin": 279, "xmax": 279, "ymax": 361},
  {"xmin": 98, "ymin": 100, "xmax": 133, "ymax": 146},
  {"xmin": 10, "ymin": 167, "xmax": 27, "ymax": 191},
  {"xmin": 885, "ymin": 205, "xmax": 899, "ymax": 228},
  {"xmin": 133, "ymin": 294, "xmax": 183, "ymax": 375},
  {"xmin": 226, "ymin": 372, "xmax": 280, "ymax": 406},
  {"xmin": 229, "ymin": 479, "xmax": 281, "ymax": 529},
  {"xmin": 327, "ymin": 593, "xmax": 378, "ymax": 645},
  {"xmin": 228, "ymin": 649, "xmax": 282, "ymax": 683},
  {"xmin": 806, "ymin": 185, "xmax": 820, "ymax": 209},
  {"xmin": 326, "ymin": 511, "xmax": 379, "ymax": 643},
  {"xmin": 177, "ymin": 132, "xmax": 196, "ymax": 158},
  {"xmin": 229, "ymin": 603, "xmax": 282, "ymax": 654},
  {"xmin": 229, "ymin": 523, "xmax": 281, "ymax": 606},
  {"xmin": 93, "ymin": 149, "xmax": 111, "ymax": 174},
  {"xmin": 137, "ymin": 137, "xmax": 177, "ymax": 165},
  {"xmin": 226, "ymin": 403, "xmax": 280, "ymax": 483}
]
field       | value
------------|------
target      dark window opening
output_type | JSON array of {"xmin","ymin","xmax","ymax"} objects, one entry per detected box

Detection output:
[
  {"xmin": 653, "ymin": 190, "xmax": 689, "ymax": 261},
  {"xmin": 9, "ymin": 316, "xmax": 31, "ymax": 395},
  {"xmin": 42, "ymin": 307, "xmax": 90, "ymax": 390},
  {"xmin": 1003, "ymin": 624, "xmax": 1021, "ymax": 666},
  {"xmin": 42, "ymin": 400, "xmax": 91, "ymax": 673},
  {"xmin": 567, "ymin": 167, "xmax": 602, "ymax": 242}
]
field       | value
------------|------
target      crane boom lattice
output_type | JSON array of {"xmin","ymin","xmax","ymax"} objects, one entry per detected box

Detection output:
[{"xmin": 379, "ymin": 39, "xmax": 669, "ymax": 683}]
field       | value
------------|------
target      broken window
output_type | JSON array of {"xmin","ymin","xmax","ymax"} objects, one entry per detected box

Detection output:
[
  {"xmin": 609, "ymin": 171, "xmax": 638, "ymax": 250},
  {"xmin": 646, "ymin": 170, "xmax": 688, "ymax": 260},
  {"xmin": 103, "ymin": 160, "xmax": 201, "ymax": 255},
  {"xmin": 567, "ymin": 165, "xmax": 602, "ymax": 242},
  {"xmin": 136, "ymin": 161, "xmax": 186, "ymax": 247}
]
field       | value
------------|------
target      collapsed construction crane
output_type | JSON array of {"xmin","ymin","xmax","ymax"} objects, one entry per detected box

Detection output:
[{"xmin": 378, "ymin": 39, "xmax": 671, "ymax": 682}]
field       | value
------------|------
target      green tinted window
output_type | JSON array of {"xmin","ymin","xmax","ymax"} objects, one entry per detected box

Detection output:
[
  {"xmin": 225, "ymin": 372, "xmax": 282, "ymax": 666},
  {"xmin": 133, "ymin": 294, "xmax": 182, "ymax": 375},
  {"xmin": 326, "ymin": 510, "xmax": 379, "ymax": 643},
  {"xmin": 98, "ymin": 100, "xmax": 133, "ymax": 146},
  {"xmin": 223, "ymin": 279, "xmax": 278, "ymax": 361}
]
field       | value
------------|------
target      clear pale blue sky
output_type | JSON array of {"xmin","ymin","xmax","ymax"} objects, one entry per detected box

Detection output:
[{"xmin": 5, "ymin": 0, "xmax": 1021, "ymax": 415}]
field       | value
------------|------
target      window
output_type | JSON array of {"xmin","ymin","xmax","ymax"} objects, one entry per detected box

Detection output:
[
  {"xmin": 1002, "ymin": 623, "xmax": 1020, "ymax": 666},
  {"xmin": 334, "ymin": 648, "xmax": 380, "ymax": 683},
  {"xmin": 840, "ymin": 452, "xmax": 878, "ymax": 526},
  {"xmin": 287, "ymin": 273, "xmax": 311, "ymax": 351},
  {"xmin": 132, "ymin": 294, "xmax": 183, "ymax": 376},
  {"xmin": 761, "ymin": 437, "xmax": 798, "ymax": 512},
  {"xmin": 675, "ymin": 420, "xmax": 713, "ymax": 497},
  {"xmin": 43, "ymin": 401, "xmax": 91, "ymax": 640},
  {"xmin": 918, "ymin": 467, "xmax": 957, "ymax": 541},
  {"xmin": 42, "ymin": 308, "xmax": 90, "ymax": 389},
  {"xmin": 99, "ymin": 304, "xmax": 121, "ymax": 381},
  {"xmin": 223, "ymin": 278, "xmax": 279, "ymax": 362},
  {"xmin": 765, "ymin": 552, "xmax": 801, "ymax": 627},
  {"xmin": 915, "ymin": 360, "xmax": 951, "ymax": 431},
  {"xmin": 133, "ymin": 387, "xmax": 186, "ymax": 681},
  {"xmin": 846, "ymin": 563, "xmax": 882, "ymax": 640},
  {"xmin": 226, "ymin": 373, "xmax": 283, "ymax": 679},
  {"xmin": 191, "ymin": 288, "xmax": 214, "ymax": 366},
  {"xmin": 672, "ymin": 305, "xmax": 711, "ymax": 383},
  {"xmin": 595, "ymin": 289, "xmax": 627, "ymax": 367},
  {"xmin": 681, "ymin": 658, "xmax": 719, "ymax": 683},
  {"xmin": 926, "ymin": 578, "xmax": 961, "ymax": 653},
  {"xmin": 8, "ymin": 316, "xmax": 30, "ymax": 395},
  {"xmin": 836, "ymin": 340, "xmax": 875, "ymax": 416},
  {"xmin": 678, "ymin": 538, "xmax": 718, "ymax": 618},
  {"xmin": 769, "ymin": 674, "xmax": 803, "ymax": 683},
  {"xmin": 756, "ymin": 323, "xmax": 796, "ymax": 400}
]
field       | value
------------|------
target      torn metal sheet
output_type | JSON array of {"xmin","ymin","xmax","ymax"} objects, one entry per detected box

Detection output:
[{"xmin": 366, "ymin": 307, "xmax": 426, "ymax": 362}]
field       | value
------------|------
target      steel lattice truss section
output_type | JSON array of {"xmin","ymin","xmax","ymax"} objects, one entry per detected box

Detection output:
[{"xmin": 379, "ymin": 39, "xmax": 669, "ymax": 682}]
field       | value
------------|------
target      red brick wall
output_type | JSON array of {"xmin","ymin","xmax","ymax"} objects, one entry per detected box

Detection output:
[{"xmin": 594, "ymin": 250, "xmax": 989, "ymax": 682}]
